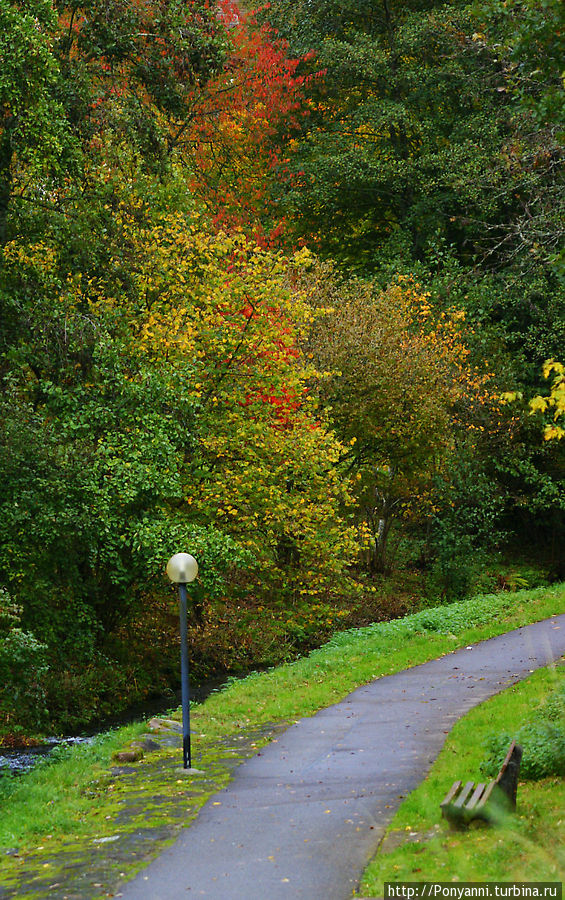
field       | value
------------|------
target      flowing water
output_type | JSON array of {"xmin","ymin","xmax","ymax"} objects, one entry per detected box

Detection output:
[
  {"xmin": 0, "ymin": 674, "xmax": 237, "ymax": 776},
  {"xmin": 0, "ymin": 735, "xmax": 94, "ymax": 775}
]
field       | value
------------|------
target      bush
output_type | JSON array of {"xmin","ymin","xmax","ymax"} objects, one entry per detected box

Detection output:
[
  {"xmin": 514, "ymin": 722, "xmax": 565, "ymax": 779},
  {"xmin": 480, "ymin": 677, "xmax": 565, "ymax": 781},
  {"xmin": 539, "ymin": 679, "xmax": 565, "ymax": 722},
  {"xmin": 429, "ymin": 534, "xmax": 476, "ymax": 603},
  {"xmin": 0, "ymin": 588, "xmax": 49, "ymax": 734}
]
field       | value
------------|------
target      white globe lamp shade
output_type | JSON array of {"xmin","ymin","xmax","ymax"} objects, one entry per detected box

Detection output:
[{"xmin": 166, "ymin": 553, "xmax": 199, "ymax": 584}]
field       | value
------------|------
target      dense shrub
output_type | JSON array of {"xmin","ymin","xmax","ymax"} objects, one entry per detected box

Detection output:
[
  {"xmin": 0, "ymin": 588, "xmax": 49, "ymax": 734},
  {"xmin": 480, "ymin": 676, "xmax": 565, "ymax": 780},
  {"xmin": 540, "ymin": 680, "xmax": 565, "ymax": 722}
]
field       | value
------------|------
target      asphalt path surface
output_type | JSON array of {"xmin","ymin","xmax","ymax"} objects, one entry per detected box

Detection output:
[{"xmin": 120, "ymin": 614, "xmax": 565, "ymax": 900}]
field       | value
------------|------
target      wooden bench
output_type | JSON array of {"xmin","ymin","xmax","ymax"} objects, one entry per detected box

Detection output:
[{"xmin": 440, "ymin": 740, "xmax": 522, "ymax": 829}]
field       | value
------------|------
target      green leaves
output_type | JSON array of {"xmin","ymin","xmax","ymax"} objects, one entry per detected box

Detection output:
[
  {"xmin": 0, "ymin": 1, "xmax": 78, "ymax": 242},
  {"xmin": 262, "ymin": 0, "xmax": 515, "ymax": 268},
  {"xmin": 480, "ymin": 0, "xmax": 565, "ymax": 128},
  {"xmin": 0, "ymin": 588, "xmax": 49, "ymax": 731}
]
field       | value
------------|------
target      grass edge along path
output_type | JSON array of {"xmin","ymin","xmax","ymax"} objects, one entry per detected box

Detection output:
[
  {"xmin": 357, "ymin": 662, "xmax": 565, "ymax": 893},
  {"xmin": 0, "ymin": 584, "xmax": 563, "ymax": 897},
  {"xmin": 193, "ymin": 583, "xmax": 565, "ymax": 736}
]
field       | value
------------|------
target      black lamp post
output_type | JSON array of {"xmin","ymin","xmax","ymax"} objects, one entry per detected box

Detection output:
[{"xmin": 166, "ymin": 552, "xmax": 199, "ymax": 769}]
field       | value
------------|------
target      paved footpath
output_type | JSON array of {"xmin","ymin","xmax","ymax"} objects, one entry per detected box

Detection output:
[{"xmin": 120, "ymin": 615, "xmax": 565, "ymax": 900}]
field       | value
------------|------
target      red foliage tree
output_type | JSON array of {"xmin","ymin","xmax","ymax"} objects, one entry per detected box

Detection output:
[{"xmin": 183, "ymin": 0, "xmax": 317, "ymax": 245}]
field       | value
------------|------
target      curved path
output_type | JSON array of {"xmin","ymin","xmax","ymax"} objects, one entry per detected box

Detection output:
[{"xmin": 120, "ymin": 615, "xmax": 565, "ymax": 900}]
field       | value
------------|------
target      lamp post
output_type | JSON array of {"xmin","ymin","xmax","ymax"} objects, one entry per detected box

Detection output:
[{"xmin": 166, "ymin": 552, "xmax": 199, "ymax": 769}]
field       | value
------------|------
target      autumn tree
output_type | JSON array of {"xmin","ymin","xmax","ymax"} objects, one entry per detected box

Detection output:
[
  {"xmin": 306, "ymin": 267, "xmax": 499, "ymax": 573},
  {"xmin": 0, "ymin": 205, "xmax": 357, "ymax": 673},
  {"xmin": 177, "ymin": 1, "xmax": 315, "ymax": 244},
  {"xmin": 122, "ymin": 211, "xmax": 357, "ymax": 593}
]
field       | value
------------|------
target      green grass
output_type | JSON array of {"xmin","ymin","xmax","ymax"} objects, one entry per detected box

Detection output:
[
  {"xmin": 0, "ymin": 722, "xmax": 270, "ymax": 898},
  {"xmin": 0, "ymin": 583, "xmax": 563, "ymax": 889},
  {"xmin": 358, "ymin": 665, "xmax": 565, "ymax": 893},
  {"xmin": 190, "ymin": 583, "xmax": 565, "ymax": 737},
  {"xmin": 0, "ymin": 723, "xmax": 147, "ymax": 847}
]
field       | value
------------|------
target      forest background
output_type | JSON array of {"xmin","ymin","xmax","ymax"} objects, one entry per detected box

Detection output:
[{"xmin": 0, "ymin": 0, "xmax": 563, "ymax": 741}]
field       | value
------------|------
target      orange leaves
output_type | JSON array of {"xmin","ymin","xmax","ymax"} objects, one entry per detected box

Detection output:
[
  {"xmin": 183, "ymin": 0, "xmax": 316, "ymax": 244},
  {"xmin": 305, "ymin": 265, "xmax": 504, "ymax": 563}
]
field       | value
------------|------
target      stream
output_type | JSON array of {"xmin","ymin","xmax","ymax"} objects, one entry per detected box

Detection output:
[{"xmin": 0, "ymin": 675, "xmax": 235, "ymax": 776}]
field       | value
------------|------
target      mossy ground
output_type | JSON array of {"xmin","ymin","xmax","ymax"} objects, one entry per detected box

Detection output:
[{"xmin": 0, "ymin": 720, "xmax": 287, "ymax": 899}]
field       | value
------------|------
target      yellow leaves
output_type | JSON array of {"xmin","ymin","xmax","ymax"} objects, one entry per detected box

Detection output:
[
  {"xmin": 530, "ymin": 359, "xmax": 565, "ymax": 441},
  {"xmin": 543, "ymin": 426, "xmax": 564, "ymax": 441},
  {"xmin": 292, "ymin": 246, "xmax": 313, "ymax": 268},
  {"xmin": 500, "ymin": 390, "xmax": 523, "ymax": 405},
  {"xmin": 3, "ymin": 240, "xmax": 57, "ymax": 271},
  {"xmin": 542, "ymin": 358, "xmax": 565, "ymax": 380},
  {"xmin": 55, "ymin": 204, "xmax": 356, "ymax": 587},
  {"xmin": 529, "ymin": 395, "xmax": 548, "ymax": 413}
]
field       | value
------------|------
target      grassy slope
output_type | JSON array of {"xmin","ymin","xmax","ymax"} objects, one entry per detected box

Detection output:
[
  {"xmin": 359, "ymin": 665, "xmax": 565, "ymax": 893},
  {"xmin": 190, "ymin": 584, "xmax": 565, "ymax": 737},
  {"xmin": 0, "ymin": 584, "xmax": 563, "ymax": 891}
]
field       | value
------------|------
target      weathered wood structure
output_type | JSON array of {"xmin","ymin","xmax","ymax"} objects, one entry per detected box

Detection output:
[{"xmin": 440, "ymin": 740, "xmax": 523, "ymax": 828}]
